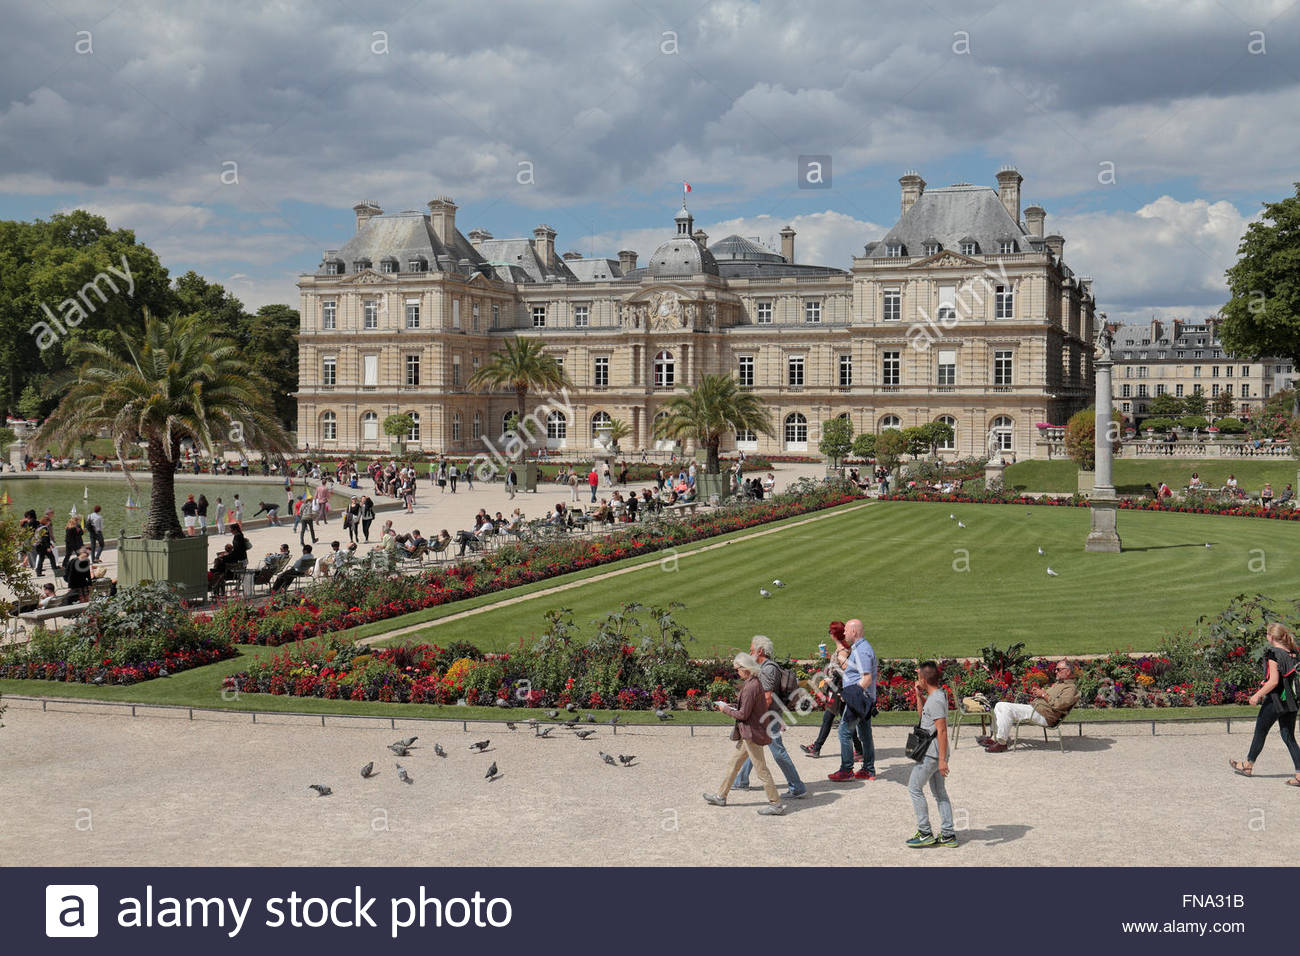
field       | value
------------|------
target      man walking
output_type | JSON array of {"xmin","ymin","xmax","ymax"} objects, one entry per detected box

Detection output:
[
  {"xmin": 299, "ymin": 497, "xmax": 318, "ymax": 545},
  {"xmin": 588, "ymin": 466, "xmax": 599, "ymax": 503},
  {"xmin": 506, "ymin": 465, "xmax": 517, "ymax": 499},
  {"xmin": 731, "ymin": 635, "xmax": 807, "ymax": 799},
  {"xmin": 86, "ymin": 505, "xmax": 105, "ymax": 562},
  {"xmin": 828, "ymin": 618, "xmax": 877, "ymax": 782},
  {"xmin": 906, "ymin": 661, "xmax": 956, "ymax": 847}
]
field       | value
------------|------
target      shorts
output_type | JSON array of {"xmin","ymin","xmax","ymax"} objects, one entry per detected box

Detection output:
[{"xmin": 183, "ymin": 516, "xmax": 197, "ymax": 529}]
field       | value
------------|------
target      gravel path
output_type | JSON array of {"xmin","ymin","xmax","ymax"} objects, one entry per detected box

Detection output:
[{"xmin": 2, "ymin": 701, "xmax": 1294, "ymax": 866}]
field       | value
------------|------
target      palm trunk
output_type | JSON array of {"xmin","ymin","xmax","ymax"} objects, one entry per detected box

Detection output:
[
  {"xmin": 143, "ymin": 436, "xmax": 183, "ymax": 539},
  {"xmin": 705, "ymin": 437, "xmax": 720, "ymax": 475}
]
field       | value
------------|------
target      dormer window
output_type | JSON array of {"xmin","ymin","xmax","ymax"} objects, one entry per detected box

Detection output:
[
  {"xmin": 885, "ymin": 243, "xmax": 904, "ymax": 258},
  {"xmin": 325, "ymin": 260, "xmax": 343, "ymax": 275},
  {"xmin": 923, "ymin": 241, "xmax": 941, "ymax": 256},
  {"xmin": 353, "ymin": 259, "xmax": 371, "ymax": 273},
  {"xmin": 407, "ymin": 257, "xmax": 428, "ymax": 272},
  {"xmin": 380, "ymin": 258, "xmax": 398, "ymax": 274},
  {"xmin": 960, "ymin": 241, "xmax": 977, "ymax": 256},
  {"xmin": 998, "ymin": 240, "xmax": 1017, "ymax": 254}
]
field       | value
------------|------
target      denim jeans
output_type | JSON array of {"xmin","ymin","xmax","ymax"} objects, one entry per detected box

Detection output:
[
  {"xmin": 813, "ymin": 710, "xmax": 866, "ymax": 754},
  {"xmin": 839, "ymin": 707, "xmax": 875, "ymax": 773},
  {"xmin": 734, "ymin": 730, "xmax": 804, "ymax": 793},
  {"xmin": 908, "ymin": 755, "xmax": 953, "ymax": 837}
]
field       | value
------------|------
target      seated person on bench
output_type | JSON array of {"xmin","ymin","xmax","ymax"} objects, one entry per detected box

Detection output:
[{"xmin": 981, "ymin": 661, "xmax": 1079, "ymax": 752}]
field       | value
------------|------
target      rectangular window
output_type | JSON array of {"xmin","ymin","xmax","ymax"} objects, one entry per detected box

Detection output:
[
  {"xmin": 839, "ymin": 354, "xmax": 853, "ymax": 387},
  {"xmin": 882, "ymin": 290, "xmax": 901, "ymax": 322},
  {"xmin": 804, "ymin": 300, "xmax": 821, "ymax": 324},
  {"xmin": 1225, "ymin": 365, "xmax": 1233, "ymax": 377},
  {"xmin": 1156, "ymin": 384, "xmax": 1166, "ymax": 396},
  {"xmin": 452, "ymin": 355, "xmax": 461, "ymax": 386},
  {"xmin": 937, "ymin": 284, "xmax": 957, "ymax": 321},
  {"xmin": 1212, "ymin": 366, "xmax": 1219, "ymax": 377},
  {"xmin": 738, "ymin": 355, "xmax": 754, "ymax": 387},
  {"xmin": 381, "ymin": 260, "xmax": 397, "ymax": 274},
  {"xmin": 1241, "ymin": 365, "xmax": 1250, "ymax": 376},
  {"xmin": 1138, "ymin": 367, "xmax": 1148, "ymax": 379},
  {"xmin": 492, "ymin": 304, "xmax": 500, "ymax": 328},
  {"xmin": 405, "ymin": 301, "xmax": 420, "ymax": 329},
  {"xmin": 995, "ymin": 285, "xmax": 1013, "ymax": 319},
  {"xmin": 1122, "ymin": 402, "xmax": 1131, "ymax": 414},
  {"xmin": 593, "ymin": 355, "xmax": 609, "ymax": 387},
  {"xmin": 321, "ymin": 300, "xmax": 337, "ymax": 329},
  {"xmin": 362, "ymin": 354, "xmax": 378, "ymax": 386},
  {"xmin": 574, "ymin": 305, "xmax": 589, "ymax": 328},
  {"xmin": 1138, "ymin": 384, "xmax": 1148, "ymax": 397},
  {"xmin": 937, "ymin": 348, "xmax": 956, "ymax": 386},
  {"xmin": 472, "ymin": 303, "xmax": 479, "ymax": 331},
  {"xmin": 1211, "ymin": 384, "xmax": 1220, "ymax": 397},
  {"xmin": 882, "ymin": 350, "xmax": 900, "ymax": 386},
  {"xmin": 363, "ymin": 300, "xmax": 378, "ymax": 329},
  {"xmin": 998, "ymin": 240, "xmax": 1016, "ymax": 254},
  {"xmin": 1176, "ymin": 384, "xmax": 1184, "ymax": 397},
  {"xmin": 1241, "ymin": 384, "xmax": 1250, "ymax": 398},
  {"xmin": 532, "ymin": 306, "xmax": 546, "ymax": 328},
  {"xmin": 788, "ymin": 356, "xmax": 804, "ymax": 387},
  {"xmin": 452, "ymin": 300, "xmax": 461, "ymax": 329},
  {"xmin": 322, "ymin": 356, "xmax": 336, "ymax": 386},
  {"xmin": 994, "ymin": 349, "xmax": 1013, "ymax": 386},
  {"xmin": 405, "ymin": 354, "xmax": 420, "ymax": 386},
  {"xmin": 1193, "ymin": 366, "xmax": 1202, "ymax": 378},
  {"xmin": 755, "ymin": 301, "xmax": 772, "ymax": 324},
  {"xmin": 1121, "ymin": 384, "xmax": 1131, "ymax": 398},
  {"xmin": 1225, "ymin": 383, "xmax": 1233, "ymax": 397}
]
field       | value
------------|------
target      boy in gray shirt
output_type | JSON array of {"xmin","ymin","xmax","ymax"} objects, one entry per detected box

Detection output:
[{"xmin": 906, "ymin": 661, "xmax": 955, "ymax": 848}]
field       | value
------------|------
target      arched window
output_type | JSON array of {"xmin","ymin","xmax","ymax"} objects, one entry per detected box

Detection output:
[
  {"xmin": 880, "ymin": 415, "xmax": 902, "ymax": 431},
  {"xmin": 451, "ymin": 411, "xmax": 462, "ymax": 442},
  {"xmin": 652, "ymin": 410, "xmax": 675, "ymax": 451},
  {"xmin": 472, "ymin": 411, "xmax": 482, "ymax": 440},
  {"xmin": 991, "ymin": 415, "xmax": 1014, "ymax": 452},
  {"xmin": 321, "ymin": 411, "xmax": 337, "ymax": 441},
  {"xmin": 546, "ymin": 410, "xmax": 568, "ymax": 440},
  {"xmin": 591, "ymin": 411, "xmax": 612, "ymax": 439},
  {"xmin": 935, "ymin": 415, "xmax": 956, "ymax": 451},
  {"xmin": 502, "ymin": 411, "xmax": 516, "ymax": 437},
  {"xmin": 407, "ymin": 411, "xmax": 420, "ymax": 443},
  {"xmin": 361, "ymin": 411, "xmax": 378, "ymax": 442},
  {"xmin": 654, "ymin": 350, "xmax": 675, "ymax": 389},
  {"xmin": 784, "ymin": 412, "xmax": 808, "ymax": 448}
]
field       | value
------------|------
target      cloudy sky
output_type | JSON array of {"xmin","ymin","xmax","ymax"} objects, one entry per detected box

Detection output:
[{"xmin": 1, "ymin": 0, "xmax": 1297, "ymax": 324}]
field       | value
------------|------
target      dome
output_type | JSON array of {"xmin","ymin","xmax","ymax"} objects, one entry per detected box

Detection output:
[
  {"xmin": 709, "ymin": 234, "xmax": 785, "ymax": 263},
  {"xmin": 648, "ymin": 237, "xmax": 720, "ymax": 278}
]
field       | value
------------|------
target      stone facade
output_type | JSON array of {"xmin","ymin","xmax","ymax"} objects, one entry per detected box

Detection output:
[{"xmin": 296, "ymin": 169, "xmax": 1098, "ymax": 459}]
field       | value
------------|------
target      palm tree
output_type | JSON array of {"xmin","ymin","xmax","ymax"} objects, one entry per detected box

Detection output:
[
  {"xmin": 468, "ymin": 338, "xmax": 571, "ymax": 426},
  {"xmin": 654, "ymin": 373, "xmax": 773, "ymax": 474},
  {"xmin": 36, "ymin": 310, "xmax": 292, "ymax": 539},
  {"xmin": 606, "ymin": 417, "xmax": 632, "ymax": 444}
]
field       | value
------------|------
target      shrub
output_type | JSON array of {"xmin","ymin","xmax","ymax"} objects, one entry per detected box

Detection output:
[
  {"xmin": 1179, "ymin": 416, "xmax": 1210, "ymax": 431},
  {"xmin": 1065, "ymin": 408, "xmax": 1122, "ymax": 470},
  {"xmin": 1140, "ymin": 417, "xmax": 1175, "ymax": 433},
  {"xmin": 1214, "ymin": 417, "xmax": 1246, "ymax": 434}
]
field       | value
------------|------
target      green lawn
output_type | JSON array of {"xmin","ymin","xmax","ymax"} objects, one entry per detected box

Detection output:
[
  {"xmin": 373, "ymin": 500, "xmax": 1299, "ymax": 659},
  {"xmin": 1005, "ymin": 458, "xmax": 1300, "ymax": 495}
]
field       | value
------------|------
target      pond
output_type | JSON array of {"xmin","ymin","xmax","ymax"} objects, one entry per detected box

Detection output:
[{"xmin": 0, "ymin": 477, "xmax": 301, "ymax": 539}]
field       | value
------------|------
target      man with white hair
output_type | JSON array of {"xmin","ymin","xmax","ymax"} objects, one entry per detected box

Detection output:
[
  {"xmin": 730, "ymin": 634, "xmax": 807, "ymax": 799},
  {"xmin": 828, "ymin": 618, "xmax": 877, "ymax": 782}
]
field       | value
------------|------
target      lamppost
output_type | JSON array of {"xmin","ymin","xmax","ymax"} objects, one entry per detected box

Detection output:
[{"xmin": 1085, "ymin": 322, "xmax": 1122, "ymax": 552}]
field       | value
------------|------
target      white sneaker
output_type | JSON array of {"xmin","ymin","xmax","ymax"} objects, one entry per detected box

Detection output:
[{"xmin": 757, "ymin": 803, "xmax": 787, "ymax": 816}]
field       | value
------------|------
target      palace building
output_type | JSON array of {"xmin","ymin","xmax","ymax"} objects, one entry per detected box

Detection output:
[{"xmin": 295, "ymin": 167, "xmax": 1097, "ymax": 459}]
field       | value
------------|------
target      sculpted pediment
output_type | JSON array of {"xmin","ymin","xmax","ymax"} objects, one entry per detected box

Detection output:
[
  {"xmin": 908, "ymin": 251, "xmax": 982, "ymax": 269},
  {"xmin": 341, "ymin": 269, "xmax": 392, "ymax": 285}
]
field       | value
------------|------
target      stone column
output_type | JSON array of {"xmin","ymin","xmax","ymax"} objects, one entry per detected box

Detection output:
[{"xmin": 1085, "ymin": 337, "xmax": 1121, "ymax": 552}]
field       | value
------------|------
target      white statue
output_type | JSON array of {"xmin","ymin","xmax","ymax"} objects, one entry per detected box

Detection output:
[
  {"xmin": 1093, "ymin": 325, "xmax": 1113, "ymax": 362},
  {"xmin": 986, "ymin": 429, "xmax": 1000, "ymax": 459}
]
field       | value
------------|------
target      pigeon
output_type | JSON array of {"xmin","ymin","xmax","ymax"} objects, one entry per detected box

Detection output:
[
  {"xmin": 760, "ymin": 588, "xmax": 772, "ymax": 598},
  {"xmin": 546, "ymin": 710, "xmax": 560, "ymax": 719},
  {"xmin": 772, "ymin": 579, "xmax": 785, "ymax": 588},
  {"xmin": 485, "ymin": 762, "xmax": 498, "ymax": 780},
  {"xmin": 388, "ymin": 743, "xmax": 411, "ymax": 757},
  {"xmin": 308, "ymin": 784, "xmax": 332, "ymax": 796},
  {"xmin": 1037, "ymin": 546, "xmax": 1044, "ymax": 555},
  {"xmin": 608, "ymin": 714, "xmax": 621, "ymax": 726},
  {"xmin": 957, "ymin": 521, "xmax": 966, "ymax": 528},
  {"xmin": 565, "ymin": 702, "xmax": 577, "ymax": 712},
  {"xmin": 470, "ymin": 740, "xmax": 491, "ymax": 752},
  {"xmin": 618, "ymin": 755, "xmax": 636, "ymax": 766},
  {"xmin": 949, "ymin": 513, "xmax": 955, "ymax": 520},
  {"xmin": 1204, "ymin": 542, "xmax": 1212, "ymax": 549},
  {"xmin": 655, "ymin": 708, "xmax": 674, "ymax": 721},
  {"xmin": 574, "ymin": 729, "xmax": 596, "ymax": 739},
  {"xmin": 506, "ymin": 722, "xmax": 517, "ymax": 731},
  {"xmin": 434, "ymin": 744, "xmax": 446, "ymax": 758},
  {"xmin": 397, "ymin": 765, "xmax": 413, "ymax": 784},
  {"xmin": 600, "ymin": 751, "xmax": 618, "ymax": 766},
  {"xmin": 1046, "ymin": 568, "xmax": 1059, "ymax": 576},
  {"xmin": 527, "ymin": 718, "xmax": 539, "ymax": 729},
  {"xmin": 584, "ymin": 714, "xmax": 597, "ymax": 724},
  {"xmin": 494, "ymin": 698, "xmax": 510, "ymax": 708},
  {"xmin": 536, "ymin": 726, "xmax": 554, "ymax": 738},
  {"xmin": 394, "ymin": 736, "xmax": 418, "ymax": 748},
  {"xmin": 360, "ymin": 762, "xmax": 376, "ymax": 779}
]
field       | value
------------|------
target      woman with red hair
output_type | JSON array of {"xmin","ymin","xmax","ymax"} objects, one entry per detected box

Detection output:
[{"xmin": 801, "ymin": 620, "xmax": 865, "ymax": 758}]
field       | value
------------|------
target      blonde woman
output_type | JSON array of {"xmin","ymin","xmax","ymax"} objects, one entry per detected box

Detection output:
[
  {"xmin": 702, "ymin": 653, "xmax": 786, "ymax": 816},
  {"xmin": 1230, "ymin": 623, "xmax": 1300, "ymax": 786}
]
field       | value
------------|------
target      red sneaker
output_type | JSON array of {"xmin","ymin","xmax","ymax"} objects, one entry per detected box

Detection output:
[
  {"xmin": 984, "ymin": 741, "xmax": 1008, "ymax": 753},
  {"xmin": 854, "ymin": 769, "xmax": 876, "ymax": 780},
  {"xmin": 827, "ymin": 769, "xmax": 855, "ymax": 782},
  {"xmin": 976, "ymin": 736, "xmax": 994, "ymax": 747}
]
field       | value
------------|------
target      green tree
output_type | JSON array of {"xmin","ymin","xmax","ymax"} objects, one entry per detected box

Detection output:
[
  {"xmin": 1183, "ymin": 387, "xmax": 1208, "ymax": 416},
  {"xmin": 818, "ymin": 416, "xmax": 853, "ymax": 467},
  {"xmin": 1065, "ymin": 408, "xmax": 1122, "ymax": 471},
  {"xmin": 654, "ymin": 374, "xmax": 773, "ymax": 474},
  {"xmin": 35, "ymin": 310, "xmax": 292, "ymax": 538},
  {"xmin": 874, "ymin": 429, "xmax": 909, "ymax": 474},
  {"xmin": 468, "ymin": 338, "xmax": 571, "ymax": 424},
  {"xmin": 1149, "ymin": 393, "xmax": 1184, "ymax": 417},
  {"xmin": 1212, "ymin": 389, "xmax": 1236, "ymax": 418},
  {"xmin": 1219, "ymin": 185, "xmax": 1300, "ymax": 377},
  {"xmin": 16, "ymin": 384, "xmax": 43, "ymax": 419},
  {"xmin": 916, "ymin": 420, "xmax": 954, "ymax": 456},
  {"xmin": 850, "ymin": 432, "xmax": 876, "ymax": 460},
  {"xmin": 383, "ymin": 413, "xmax": 416, "ymax": 446},
  {"xmin": 0, "ymin": 510, "xmax": 36, "ymax": 629}
]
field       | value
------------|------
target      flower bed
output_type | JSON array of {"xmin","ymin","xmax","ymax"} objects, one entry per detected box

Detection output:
[
  {"xmin": 202, "ymin": 480, "xmax": 861, "ymax": 646},
  {"xmin": 883, "ymin": 488, "xmax": 1300, "ymax": 520}
]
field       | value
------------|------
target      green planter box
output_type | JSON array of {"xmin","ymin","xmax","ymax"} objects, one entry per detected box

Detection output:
[
  {"xmin": 118, "ymin": 534, "xmax": 209, "ymax": 602},
  {"xmin": 521, "ymin": 461, "xmax": 539, "ymax": 493},
  {"xmin": 696, "ymin": 472, "xmax": 730, "ymax": 503}
]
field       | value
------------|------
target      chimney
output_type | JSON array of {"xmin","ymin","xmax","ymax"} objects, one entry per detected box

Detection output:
[
  {"xmin": 353, "ymin": 200, "xmax": 382, "ymax": 232},
  {"xmin": 532, "ymin": 225, "xmax": 557, "ymax": 269},
  {"xmin": 427, "ymin": 196, "xmax": 457, "ymax": 244},
  {"xmin": 780, "ymin": 225, "xmax": 796, "ymax": 263},
  {"xmin": 1044, "ymin": 234, "xmax": 1065, "ymax": 259},
  {"xmin": 996, "ymin": 166, "xmax": 1023, "ymax": 225},
  {"xmin": 692, "ymin": 228, "xmax": 709, "ymax": 250},
  {"xmin": 899, "ymin": 170, "xmax": 926, "ymax": 216},
  {"xmin": 618, "ymin": 250, "xmax": 638, "ymax": 273},
  {"xmin": 467, "ymin": 228, "xmax": 492, "ymax": 249},
  {"xmin": 562, "ymin": 250, "xmax": 583, "ymax": 260},
  {"xmin": 1024, "ymin": 204, "xmax": 1046, "ymax": 238}
]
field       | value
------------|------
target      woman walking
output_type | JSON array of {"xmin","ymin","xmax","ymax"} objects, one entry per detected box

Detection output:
[
  {"xmin": 196, "ymin": 494, "xmax": 209, "ymax": 535},
  {"xmin": 360, "ymin": 496, "xmax": 376, "ymax": 542},
  {"xmin": 1230, "ymin": 623, "xmax": 1300, "ymax": 786},
  {"xmin": 802, "ymin": 621, "xmax": 866, "ymax": 759},
  {"xmin": 701, "ymin": 652, "xmax": 787, "ymax": 816},
  {"xmin": 344, "ymin": 496, "xmax": 362, "ymax": 544}
]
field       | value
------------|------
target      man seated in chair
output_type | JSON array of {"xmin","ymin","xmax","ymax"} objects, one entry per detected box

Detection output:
[
  {"xmin": 395, "ymin": 529, "xmax": 428, "ymax": 559},
  {"xmin": 455, "ymin": 527, "xmax": 481, "ymax": 556},
  {"xmin": 980, "ymin": 661, "xmax": 1079, "ymax": 753},
  {"xmin": 272, "ymin": 545, "xmax": 316, "ymax": 592}
]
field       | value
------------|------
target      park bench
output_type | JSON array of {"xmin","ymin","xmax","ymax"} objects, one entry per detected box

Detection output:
[
  {"xmin": 16, "ymin": 601, "xmax": 92, "ymax": 635},
  {"xmin": 664, "ymin": 501, "xmax": 699, "ymax": 516}
]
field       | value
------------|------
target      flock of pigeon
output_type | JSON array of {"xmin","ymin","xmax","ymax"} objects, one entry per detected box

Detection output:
[
  {"xmin": 949, "ymin": 511, "xmax": 1065, "ymax": 576},
  {"xmin": 758, "ymin": 579, "xmax": 785, "ymax": 599},
  {"xmin": 308, "ymin": 708, "xmax": 651, "ymax": 797}
]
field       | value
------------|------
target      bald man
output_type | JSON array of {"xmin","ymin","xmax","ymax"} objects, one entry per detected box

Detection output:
[{"xmin": 828, "ymin": 618, "xmax": 877, "ymax": 782}]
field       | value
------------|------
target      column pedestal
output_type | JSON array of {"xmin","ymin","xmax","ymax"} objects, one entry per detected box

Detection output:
[{"xmin": 1085, "ymin": 496, "xmax": 1122, "ymax": 552}]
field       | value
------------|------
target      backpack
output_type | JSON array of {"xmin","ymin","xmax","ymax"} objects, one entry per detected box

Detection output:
[
  {"xmin": 764, "ymin": 659, "xmax": 800, "ymax": 707},
  {"xmin": 1275, "ymin": 648, "xmax": 1299, "ymax": 714}
]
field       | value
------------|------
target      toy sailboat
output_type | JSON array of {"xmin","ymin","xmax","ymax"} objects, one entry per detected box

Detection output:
[
  {"xmin": 83, "ymin": 486, "xmax": 89, "ymax": 499},
  {"xmin": 69, "ymin": 504, "xmax": 78, "ymax": 517},
  {"xmin": 0, "ymin": 490, "xmax": 10, "ymax": 508},
  {"xmin": 125, "ymin": 494, "xmax": 140, "ymax": 510}
]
